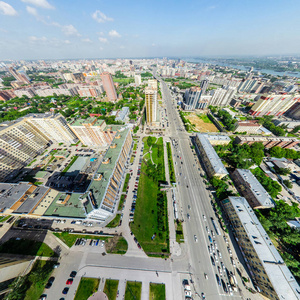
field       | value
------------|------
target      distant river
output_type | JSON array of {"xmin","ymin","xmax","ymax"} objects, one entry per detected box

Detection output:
[{"xmin": 186, "ymin": 58, "xmax": 300, "ymax": 78}]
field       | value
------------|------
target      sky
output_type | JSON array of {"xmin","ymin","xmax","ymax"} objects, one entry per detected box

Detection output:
[{"xmin": 0, "ymin": 0, "xmax": 300, "ymax": 60}]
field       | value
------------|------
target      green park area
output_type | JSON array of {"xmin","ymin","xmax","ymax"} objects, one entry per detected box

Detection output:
[
  {"xmin": 197, "ymin": 113, "xmax": 212, "ymax": 123},
  {"xmin": 106, "ymin": 214, "xmax": 122, "ymax": 228},
  {"xmin": 149, "ymin": 283, "xmax": 166, "ymax": 300},
  {"xmin": 103, "ymin": 279, "xmax": 119, "ymax": 300},
  {"xmin": 131, "ymin": 136, "xmax": 169, "ymax": 257},
  {"xmin": 0, "ymin": 238, "xmax": 57, "ymax": 257},
  {"xmin": 74, "ymin": 277, "xmax": 100, "ymax": 300},
  {"xmin": 125, "ymin": 281, "xmax": 142, "ymax": 300}
]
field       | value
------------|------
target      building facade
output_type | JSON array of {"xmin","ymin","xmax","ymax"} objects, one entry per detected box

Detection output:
[
  {"xmin": 134, "ymin": 74, "xmax": 142, "ymax": 86},
  {"xmin": 101, "ymin": 72, "xmax": 118, "ymax": 101},
  {"xmin": 210, "ymin": 86, "xmax": 237, "ymax": 107},
  {"xmin": 184, "ymin": 87, "xmax": 202, "ymax": 110},
  {"xmin": 145, "ymin": 87, "xmax": 158, "ymax": 126},
  {"xmin": 222, "ymin": 197, "xmax": 300, "ymax": 300},
  {"xmin": 233, "ymin": 120, "xmax": 262, "ymax": 133}
]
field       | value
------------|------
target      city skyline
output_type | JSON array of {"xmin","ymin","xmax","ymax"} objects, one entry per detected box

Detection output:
[{"xmin": 1, "ymin": 0, "xmax": 300, "ymax": 60}]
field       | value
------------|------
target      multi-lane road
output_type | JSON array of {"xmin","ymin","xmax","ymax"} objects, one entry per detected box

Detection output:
[{"xmin": 158, "ymin": 74, "xmax": 245, "ymax": 299}]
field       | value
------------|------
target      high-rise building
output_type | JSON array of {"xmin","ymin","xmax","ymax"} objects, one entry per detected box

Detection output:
[
  {"xmin": 184, "ymin": 87, "xmax": 202, "ymax": 110},
  {"xmin": 148, "ymin": 79, "xmax": 157, "ymax": 90},
  {"xmin": 249, "ymin": 93, "xmax": 300, "ymax": 116},
  {"xmin": 26, "ymin": 113, "xmax": 78, "ymax": 144},
  {"xmin": 0, "ymin": 119, "xmax": 50, "ymax": 181},
  {"xmin": 210, "ymin": 86, "xmax": 237, "ymax": 107},
  {"xmin": 8, "ymin": 67, "xmax": 30, "ymax": 85},
  {"xmin": 200, "ymin": 79, "xmax": 209, "ymax": 95},
  {"xmin": 145, "ymin": 87, "xmax": 158, "ymax": 126},
  {"xmin": 134, "ymin": 74, "xmax": 142, "ymax": 86},
  {"xmin": 69, "ymin": 118, "xmax": 115, "ymax": 147},
  {"xmin": 101, "ymin": 72, "xmax": 118, "ymax": 101},
  {"xmin": 238, "ymin": 79, "xmax": 259, "ymax": 93}
]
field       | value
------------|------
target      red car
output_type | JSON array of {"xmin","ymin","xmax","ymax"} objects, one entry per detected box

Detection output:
[{"xmin": 66, "ymin": 279, "xmax": 73, "ymax": 285}]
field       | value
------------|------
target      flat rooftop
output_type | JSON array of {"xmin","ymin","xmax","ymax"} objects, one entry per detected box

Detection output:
[
  {"xmin": 200, "ymin": 133, "xmax": 231, "ymax": 142},
  {"xmin": 226, "ymin": 197, "xmax": 300, "ymax": 300},
  {"xmin": 235, "ymin": 169, "xmax": 274, "ymax": 208},
  {"xmin": 196, "ymin": 133, "xmax": 228, "ymax": 176},
  {"xmin": 69, "ymin": 118, "xmax": 106, "ymax": 127}
]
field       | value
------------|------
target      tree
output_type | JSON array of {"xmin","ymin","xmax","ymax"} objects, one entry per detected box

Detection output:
[
  {"xmin": 276, "ymin": 167, "xmax": 291, "ymax": 175},
  {"xmin": 283, "ymin": 179, "xmax": 293, "ymax": 189}
]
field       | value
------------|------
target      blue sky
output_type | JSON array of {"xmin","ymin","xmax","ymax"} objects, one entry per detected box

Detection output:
[{"xmin": 0, "ymin": 0, "xmax": 300, "ymax": 60}]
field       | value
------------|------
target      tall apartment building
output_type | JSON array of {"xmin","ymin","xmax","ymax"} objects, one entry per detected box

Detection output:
[
  {"xmin": 0, "ymin": 119, "xmax": 50, "ymax": 181},
  {"xmin": 8, "ymin": 67, "xmax": 30, "ymax": 85},
  {"xmin": 249, "ymin": 93, "xmax": 300, "ymax": 116},
  {"xmin": 231, "ymin": 169, "xmax": 274, "ymax": 209},
  {"xmin": 200, "ymin": 79, "xmax": 209, "ymax": 95},
  {"xmin": 69, "ymin": 118, "xmax": 115, "ymax": 147},
  {"xmin": 25, "ymin": 113, "xmax": 78, "ymax": 144},
  {"xmin": 148, "ymin": 79, "xmax": 158, "ymax": 90},
  {"xmin": 238, "ymin": 79, "xmax": 259, "ymax": 93},
  {"xmin": 145, "ymin": 87, "xmax": 158, "ymax": 126},
  {"xmin": 210, "ymin": 86, "xmax": 237, "ymax": 107},
  {"xmin": 184, "ymin": 87, "xmax": 202, "ymax": 110},
  {"xmin": 222, "ymin": 197, "xmax": 300, "ymax": 300},
  {"xmin": 101, "ymin": 72, "xmax": 118, "ymax": 101},
  {"xmin": 134, "ymin": 74, "xmax": 142, "ymax": 86},
  {"xmin": 194, "ymin": 133, "xmax": 228, "ymax": 178}
]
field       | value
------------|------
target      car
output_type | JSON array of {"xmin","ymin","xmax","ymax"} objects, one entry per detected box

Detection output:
[
  {"xmin": 53, "ymin": 263, "xmax": 60, "ymax": 268},
  {"xmin": 217, "ymin": 266, "xmax": 222, "ymax": 277},
  {"xmin": 208, "ymin": 245, "xmax": 212, "ymax": 254},
  {"xmin": 187, "ymin": 213, "xmax": 190, "ymax": 219},
  {"xmin": 201, "ymin": 292, "xmax": 206, "ymax": 300},
  {"xmin": 216, "ymin": 274, "xmax": 221, "ymax": 286},
  {"xmin": 69, "ymin": 271, "xmax": 77, "ymax": 278},
  {"xmin": 205, "ymin": 226, "xmax": 209, "ymax": 233},
  {"xmin": 48, "ymin": 276, "xmax": 55, "ymax": 284},
  {"xmin": 227, "ymin": 247, "xmax": 232, "ymax": 256},
  {"xmin": 208, "ymin": 235, "xmax": 212, "ymax": 243},
  {"xmin": 40, "ymin": 295, "xmax": 47, "ymax": 300},
  {"xmin": 211, "ymin": 230, "xmax": 215, "ymax": 238},
  {"xmin": 214, "ymin": 253, "xmax": 218, "ymax": 263},
  {"xmin": 194, "ymin": 235, "xmax": 198, "ymax": 242},
  {"xmin": 62, "ymin": 287, "xmax": 69, "ymax": 295},
  {"xmin": 204, "ymin": 273, "xmax": 208, "ymax": 280},
  {"xmin": 203, "ymin": 214, "xmax": 206, "ymax": 221},
  {"xmin": 66, "ymin": 279, "xmax": 73, "ymax": 285},
  {"xmin": 217, "ymin": 250, "xmax": 222, "ymax": 258},
  {"xmin": 210, "ymin": 256, "xmax": 215, "ymax": 266},
  {"xmin": 221, "ymin": 262, "xmax": 226, "ymax": 272}
]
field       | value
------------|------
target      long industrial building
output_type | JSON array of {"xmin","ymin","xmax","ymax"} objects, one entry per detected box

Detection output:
[
  {"xmin": 194, "ymin": 133, "xmax": 228, "ymax": 178},
  {"xmin": 231, "ymin": 169, "xmax": 275, "ymax": 209},
  {"xmin": 222, "ymin": 197, "xmax": 300, "ymax": 300}
]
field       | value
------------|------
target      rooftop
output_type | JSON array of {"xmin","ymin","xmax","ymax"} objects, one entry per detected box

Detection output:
[
  {"xmin": 69, "ymin": 117, "xmax": 106, "ymax": 127},
  {"xmin": 196, "ymin": 133, "xmax": 228, "ymax": 176},
  {"xmin": 226, "ymin": 196, "xmax": 300, "ymax": 300},
  {"xmin": 235, "ymin": 169, "xmax": 275, "ymax": 208},
  {"xmin": 200, "ymin": 133, "xmax": 231, "ymax": 142}
]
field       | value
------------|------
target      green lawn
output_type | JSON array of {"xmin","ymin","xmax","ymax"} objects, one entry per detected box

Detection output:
[
  {"xmin": 131, "ymin": 137, "xmax": 169, "ymax": 257},
  {"xmin": 61, "ymin": 155, "xmax": 78, "ymax": 173},
  {"xmin": 175, "ymin": 220, "xmax": 184, "ymax": 243},
  {"xmin": 122, "ymin": 173, "xmax": 131, "ymax": 192},
  {"xmin": 103, "ymin": 279, "xmax": 119, "ymax": 300},
  {"xmin": 133, "ymin": 143, "xmax": 138, "ymax": 151},
  {"xmin": 125, "ymin": 281, "xmax": 142, "ymax": 300},
  {"xmin": 106, "ymin": 214, "xmax": 121, "ymax": 228},
  {"xmin": 106, "ymin": 236, "xmax": 128, "ymax": 254},
  {"xmin": 166, "ymin": 142, "xmax": 176, "ymax": 184},
  {"xmin": 197, "ymin": 114, "xmax": 212, "ymax": 123},
  {"xmin": 149, "ymin": 283, "xmax": 166, "ymax": 300},
  {"xmin": 0, "ymin": 215, "xmax": 10, "ymax": 223},
  {"xmin": 118, "ymin": 194, "xmax": 126, "ymax": 211},
  {"xmin": 0, "ymin": 239, "xmax": 57, "ymax": 257},
  {"xmin": 74, "ymin": 277, "xmax": 100, "ymax": 300}
]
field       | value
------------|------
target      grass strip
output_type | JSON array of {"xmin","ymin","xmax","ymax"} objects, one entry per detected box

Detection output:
[
  {"xmin": 103, "ymin": 279, "xmax": 119, "ymax": 300},
  {"xmin": 149, "ymin": 283, "xmax": 166, "ymax": 300},
  {"xmin": 125, "ymin": 281, "xmax": 142, "ymax": 300},
  {"xmin": 74, "ymin": 277, "xmax": 100, "ymax": 300},
  {"xmin": 166, "ymin": 142, "xmax": 176, "ymax": 183}
]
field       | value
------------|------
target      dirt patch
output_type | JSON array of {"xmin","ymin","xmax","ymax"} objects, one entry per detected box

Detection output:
[{"xmin": 186, "ymin": 113, "xmax": 219, "ymax": 132}]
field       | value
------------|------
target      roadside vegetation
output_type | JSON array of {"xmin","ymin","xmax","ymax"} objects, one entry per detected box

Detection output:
[
  {"xmin": 256, "ymin": 116, "xmax": 286, "ymax": 136},
  {"xmin": 122, "ymin": 173, "xmax": 131, "ymax": 192},
  {"xmin": 74, "ymin": 277, "xmax": 100, "ymax": 300},
  {"xmin": 166, "ymin": 142, "xmax": 176, "ymax": 183},
  {"xmin": 149, "ymin": 283, "xmax": 166, "ymax": 300},
  {"xmin": 175, "ymin": 220, "xmax": 184, "ymax": 243},
  {"xmin": 125, "ymin": 281, "xmax": 142, "ymax": 300},
  {"xmin": 104, "ymin": 279, "xmax": 119, "ymax": 300},
  {"xmin": 118, "ymin": 194, "xmax": 126, "ymax": 211},
  {"xmin": 179, "ymin": 111, "xmax": 195, "ymax": 132},
  {"xmin": 131, "ymin": 136, "xmax": 169, "ymax": 257},
  {"xmin": 61, "ymin": 155, "xmax": 78, "ymax": 173},
  {"xmin": 210, "ymin": 107, "xmax": 237, "ymax": 131},
  {"xmin": 106, "ymin": 214, "xmax": 121, "ymax": 228}
]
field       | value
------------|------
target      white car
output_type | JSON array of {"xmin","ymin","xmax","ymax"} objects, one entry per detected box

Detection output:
[
  {"xmin": 208, "ymin": 246, "xmax": 212, "ymax": 254},
  {"xmin": 194, "ymin": 235, "xmax": 198, "ymax": 242},
  {"xmin": 214, "ymin": 253, "xmax": 218, "ymax": 263},
  {"xmin": 217, "ymin": 266, "xmax": 222, "ymax": 277},
  {"xmin": 217, "ymin": 250, "xmax": 222, "ymax": 258},
  {"xmin": 206, "ymin": 226, "xmax": 209, "ymax": 233}
]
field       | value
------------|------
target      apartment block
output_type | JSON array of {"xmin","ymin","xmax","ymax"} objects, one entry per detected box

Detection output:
[
  {"xmin": 210, "ymin": 86, "xmax": 237, "ymax": 107},
  {"xmin": 249, "ymin": 93, "xmax": 300, "ymax": 117},
  {"xmin": 134, "ymin": 74, "xmax": 142, "ymax": 86},
  {"xmin": 0, "ymin": 119, "xmax": 50, "ymax": 181},
  {"xmin": 145, "ymin": 86, "xmax": 158, "ymax": 126},
  {"xmin": 69, "ymin": 118, "xmax": 115, "ymax": 147},
  {"xmin": 194, "ymin": 133, "xmax": 228, "ymax": 178},
  {"xmin": 233, "ymin": 120, "xmax": 262, "ymax": 133},
  {"xmin": 184, "ymin": 87, "xmax": 202, "ymax": 110},
  {"xmin": 101, "ymin": 72, "xmax": 118, "ymax": 101},
  {"xmin": 222, "ymin": 197, "xmax": 300, "ymax": 300},
  {"xmin": 231, "ymin": 169, "xmax": 274, "ymax": 209},
  {"xmin": 26, "ymin": 113, "xmax": 78, "ymax": 144},
  {"xmin": 148, "ymin": 79, "xmax": 158, "ymax": 90}
]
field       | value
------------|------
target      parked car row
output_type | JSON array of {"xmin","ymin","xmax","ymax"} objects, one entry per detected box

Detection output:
[{"xmin": 74, "ymin": 238, "xmax": 105, "ymax": 248}]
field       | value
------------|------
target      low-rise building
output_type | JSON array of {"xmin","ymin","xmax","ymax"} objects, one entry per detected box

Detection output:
[
  {"xmin": 222, "ymin": 196, "xmax": 300, "ymax": 300},
  {"xmin": 115, "ymin": 107, "xmax": 129, "ymax": 122},
  {"xmin": 200, "ymin": 133, "xmax": 231, "ymax": 145},
  {"xmin": 231, "ymin": 169, "xmax": 275, "ymax": 209},
  {"xmin": 233, "ymin": 120, "xmax": 262, "ymax": 133},
  {"xmin": 194, "ymin": 133, "xmax": 228, "ymax": 178}
]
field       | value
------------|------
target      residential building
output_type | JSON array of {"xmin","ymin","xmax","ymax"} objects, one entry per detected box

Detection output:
[
  {"xmin": 115, "ymin": 107, "xmax": 130, "ymax": 122},
  {"xmin": 8, "ymin": 67, "xmax": 30, "ymax": 85},
  {"xmin": 101, "ymin": 72, "xmax": 118, "ymax": 101},
  {"xmin": 231, "ymin": 169, "xmax": 274, "ymax": 209},
  {"xmin": 238, "ymin": 79, "xmax": 259, "ymax": 93},
  {"xmin": 148, "ymin": 79, "xmax": 158, "ymax": 90},
  {"xmin": 13, "ymin": 89, "xmax": 35, "ymax": 98},
  {"xmin": 222, "ymin": 196, "xmax": 300, "ymax": 300},
  {"xmin": 234, "ymin": 136, "xmax": 299, "ymax": 149},
  {"xmin": 145, "ymin": 87, "xmax": 158, "ymax": 126},
  {"xmin": 210, "ymin": 86, "xmax": 237, "ymax": 107},
  {"xmin": 286, "ymin": 102, "xmax": 300, "ymax": 120},
  {"xmin": 0, "ymin": 90, "xmax": 16, "ymax": 101},
  {"xmin": 0, "ymin": 119, "xmax": 50, "ymax": 181},
  {"xmin": 200, "ymin": 133, "xmax": 231, "ymax": 145},
  {"xmin": 273, "ymin": 120, "xmax": 300, "ymax": 131},
  {"xmin": 134, "ymin": 74, "xmax": 142, "ymax": 86},
  {"xmin": 26, "ymin": 113, "xmax": 78, "ymax": 144},
  {"xmin": 84, "ymin": 128, "xmax": 133, "ymax": 220},
  {"xmin": 249, "ymin": 93, "xmax": 300, "ymax": 116},
  {"xmin": 194, "ymin": 133, "xmax": 228, "ymax": 178},
  {"xmin": 233, "ymin": 120, "xmax": 262, "ymax": 133},
  {"xmin": 184, "ymin": 87, "xmax": 202, "ymax": 110},
  {"xmin": 69, "ymin": 118, "xmax": 115, "ymax": 147},
  {"xmin": 200, "ymin": 79, "xmax": 209, "ymax": 95}
]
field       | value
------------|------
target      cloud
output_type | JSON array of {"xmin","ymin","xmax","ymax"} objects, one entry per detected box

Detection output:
[
  {"xmin": 92, "ymin": 10, "xmax": 113, "ymax": 23},
  {"xmin": 99, "ymin": 47, "xmax": 104, "ymax": 51},
  {"xmin": 98, "ymin": 31, "xmax": 104, "ymax": 36},
  {"xmin": 152, "ymin": 43, "xmax": 156, "ymax": 47},
  {"xmin": 0, "ymin": 27, "xmax": 7, "ymax": 32},
  {"xmin": 21, "ymin": 0, "xmax": 54, "ymax": 9},
  {"xmin": 26, "ymin": 6, "xmax": 38, "ymax": 16},
  {"xmin": 82, "ymin": 38, "xmax": 92, "ymax": 43},
  {"xmin": 0, "ymin": 1, "xmax": 18, "ymax": 16},
  {"xmin": 61, "ymin": 24, "xmax": 81, "ymax": 36},
  {"xmin": 207, "ymin": 5, "xmax": 217, "ymax": 10},
  {"xmin": 64, "ymin": 40, "xmax": 71, "ymax": 44},
  {"xmin": 29, "ymin": 36, "xmax": 47, "ymax": 42},
  {"xmin": 120, "ymin": 45, "xmax": 125, "ymax": 49},
  {"xmin": 98, "ymin": 37, "xmax": 108, "ymax": 43},
  {"xmin": 108, "ymin": 30, "xmax": 121, "ymax": 38}
]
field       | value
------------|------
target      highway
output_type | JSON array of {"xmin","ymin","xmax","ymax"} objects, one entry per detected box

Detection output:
[{"xmin": 158, "ymin": 74, "xmax": 242, "ymax": 299}]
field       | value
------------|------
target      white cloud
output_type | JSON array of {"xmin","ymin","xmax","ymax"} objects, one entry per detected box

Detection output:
[
  {"xmin": 92, "ymin": 10, "xmax": 113, "ymax": 23},
  {"xmin": 120, "ymin": 45, "xmax": 125, "ymax": 49},
  {"xmin": 98, "ymin": 37, "xmax": 108, "ymax": 43},
  {"xmin": 98, "ymin": 31, "xmax": 104, "ymax": 36},
  {"xmin": 0, "ymin": 1, "xmax": 18, "ymax": 16},
  {"xmin": 21, "ymin": 0, "xmax": 54, "ymax": 9},
  {"xmin": 0, "ymin": 27, "xmax": 7, "ymax": 32},
  {"xmin": 99, "ymin": 47, "xmax": 104, "ymax": 51},
  {"xmin": 64, "ymin": 40, "xmax": 71, "ymax": 44},
  {"xmin": 108, "ymin": 30, "xmax": 121, "ymax": 38},
  {"xmin": 61, "ymin": 24, "xmax": 81, "ymax": 36},
  {"xmin": 82, "ymin": 38, "xmax": 92, "ymax": 43},
  {"xmin": 26, "ymin": 6, "xmax": 38, "ymax": 16},
  {"xmin": 152, "ymin": 43, "xmax": 156, "ymax": 47},
  {"xmin": 29, "ymin": 36, "xmax": 47, "ymax": 42}
]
